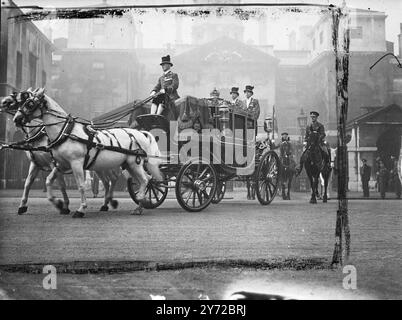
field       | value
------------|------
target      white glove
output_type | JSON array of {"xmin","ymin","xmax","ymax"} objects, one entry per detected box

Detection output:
[
  {"xmin": 160, "ymin": 89, "xmax": 166, "ymax": 94},
  {"xmin": 303, "ymin": 142, "xmax": 307, "ymax": 146},
  {"xmin": 150, "ymin": 91, "xmax": 156, "ymax": 97}
]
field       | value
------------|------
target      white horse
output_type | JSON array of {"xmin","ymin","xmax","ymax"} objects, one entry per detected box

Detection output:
[
  {"xmin": 1, "ymin": 91, "xmax": 122, "ymax": 215},
  {"xmin": 12, "ymin": 88, "xmax": 163, "ymax": 217}
]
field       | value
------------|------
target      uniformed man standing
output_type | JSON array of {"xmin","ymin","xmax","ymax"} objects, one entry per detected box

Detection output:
[
  {"xmin": 150, "ymin": 55, "xmax": 180, "ymax": 115},
  {"xmin": 360, "ymin": 158, "xmax": 371, "ymax": 198},
  {"xmin": 243, "ymin": 85, "xmax": 260, "ymax": 120},
  {"xmin": 296, "ymin": 111, "xmax": 329, "ymax": 176},
  {"xmin": 390, "ymin": 155, "xmax": 401, "ymax": 199}
]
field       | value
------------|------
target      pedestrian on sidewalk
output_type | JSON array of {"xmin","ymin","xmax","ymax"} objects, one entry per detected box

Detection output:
[{"xmin": 360, "ymin": 158, "xmax": 371, "ymax": 198}]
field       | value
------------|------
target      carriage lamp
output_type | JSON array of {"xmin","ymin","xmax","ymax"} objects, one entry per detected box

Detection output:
[
  {"xmin": 264, "ymin": 117, "xmax": 273, "ymax": 133},
  {"xmin": 219, "ymin": 102, "xmax": 230, "ymax": 136}
]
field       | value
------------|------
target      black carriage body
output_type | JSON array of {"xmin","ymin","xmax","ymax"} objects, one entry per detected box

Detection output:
[{"xmin": 126, "ymin": 95, "xmax": 280, "ymax": 211}]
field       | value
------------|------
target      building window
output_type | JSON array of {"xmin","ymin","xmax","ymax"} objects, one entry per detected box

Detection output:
[
  {"xmin": 29, "ymin": 52, "xmax": 37, "ymax": 88},
  {"xmin": 319, "ymin": 31, "xmax": 324, "ymax": 44},
  {"xmin": 92, "ymin": 62, "xmax": 104, "ymax": 69},
  {"xmin": 16, "ymin": 51, "xmax": 22, "ymax": 89},
  {"xmin": 350, "ymin": 26, "xmax": 363, "ymax": 39}
]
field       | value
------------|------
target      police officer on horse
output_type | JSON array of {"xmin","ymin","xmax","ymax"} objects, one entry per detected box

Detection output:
[{"xmin": 296, "ymin": 111, "xmax": 330, "ymax": 176}]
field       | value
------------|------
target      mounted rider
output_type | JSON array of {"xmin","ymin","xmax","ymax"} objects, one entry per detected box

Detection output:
[
  {"xmin": 149, "ymin": 55, "xmax": 180, "ymax": 115},
  {"xmin": 296, "ymin": 111, "xmax": 330, "ymax": 176}
]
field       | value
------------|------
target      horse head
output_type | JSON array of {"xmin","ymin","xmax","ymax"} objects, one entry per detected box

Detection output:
[
  {"xmin": 13, "ymin": 88, "xmax": 47, "ymax": 127},
  {"xmin": 306, "ymin": 131, "xmax": 321, "ymax": 151}
]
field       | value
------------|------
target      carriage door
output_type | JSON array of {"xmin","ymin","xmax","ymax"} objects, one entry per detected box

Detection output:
[{"xmin": 234, "ymin": 114, "xmax": 247, "ymax": 167}]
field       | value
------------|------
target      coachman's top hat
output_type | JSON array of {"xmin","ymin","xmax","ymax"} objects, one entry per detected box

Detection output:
[
  {"xmin": 281, "ymin": 132, "xmax": 289, "ymax": 136},
  {"xmin": 310, "ymin": 111, "xmax": 319, "ymax": 117},
  {"xmin": 160, "ymin": 55, "xmax": 173, "ymax": 66},
  {"xmin": 244, "ymin": 85, "xmax": 254, "ymax": 94},
  {"xmin": 230, "ymin": 87, "xmax": 239, "ymax": 95}
]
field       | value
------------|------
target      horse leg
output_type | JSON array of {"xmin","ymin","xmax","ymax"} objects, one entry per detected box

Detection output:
[
  {"xmin": 97, "ymin": 171, "xmax": 110, "ymax": 212},
  {"xmin": 287, "ymin": 178, "xmax": 291, "ymax": 200},
  {"xmin": 46, "ymin": 167, "xmax": 65, "ymax": 212},
  {"xmin": 307, "ymin": 170, "xmax": 317, "ymax": 204},
  {"xmin": 107, "ymin": 169, "xmax": 119, "ymax": 209},
  {"xmin": 18, "ymin": 161, "xmax": 40, "ymax": 215},
  {"xmin": 251, "ymin": 181, "xmax": 256, "ymax": 200},
  {"xmin": 323, "ymin": 170, "xmax": 330, "ymax": 203},
  {"xmin": 246, "ymin": 179, "xmax": 251, "ymax": 200},
  {"xmin": 127, "ymin": 159, "xmax": 150, "ymax": 215},
  {"xmin": 56, "ymin": 172, "xmax": 70, "ymax": 215},
  {"xmin": 70, "ymin": 160, "xmax": 87, "ymax": 218}
]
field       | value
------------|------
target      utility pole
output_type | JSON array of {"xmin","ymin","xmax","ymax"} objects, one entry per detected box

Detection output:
[{"xmin": 331, "ymin": 6, "xmax": 351, "ymax": 266}]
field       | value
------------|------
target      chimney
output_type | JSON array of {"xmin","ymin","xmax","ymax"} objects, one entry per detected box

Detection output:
[
  {"xmin": 258, "ymin": 13, "xmax": 267, "ymax": 46},
  {"xmin": 399, "ymin": 23, "xmax": 402, "ymax": 57},
  {"xmin": 288, "ymin": 31, "xmax": 296, "ymax": 50}
]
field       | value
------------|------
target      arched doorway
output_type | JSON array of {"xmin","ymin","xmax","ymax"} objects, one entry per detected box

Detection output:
[{"xmin": 376, "ymin": 127, "xmax": 401, "ymax": 170}]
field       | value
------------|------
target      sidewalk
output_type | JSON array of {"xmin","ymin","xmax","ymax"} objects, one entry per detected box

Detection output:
[{"xmin": 0, "ymin": 188, "xmax": 400, "ymax": 200}]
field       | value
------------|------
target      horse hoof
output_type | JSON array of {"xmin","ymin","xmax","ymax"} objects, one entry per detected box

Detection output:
[
  {"xmin": 60, "ymin": 208, "xmax": 70, "ymax": 215},
  {"xmin": 310, "ymin": 199, "xmax": 317, "ymax": 204},
  {"xmin": 17, "ymin": 206, "xmax": 28, "ymax": 215},
  {"xmin": 131, "ymin": 207, "xmax": 143, "ymax": 215},
  {"xmin": 110, "ymin": 199, "xmax": 119, "ymax": 209},
  {"xmin": 55, "ymin": 200, "xmax": 64, "ymax": 210},
  {"xmin": 100, "ymin": 205, "xmax": 109, "ymax": 212},
  {"xmin": 72, "ymin": 211, "xmax": 84, "ymax": 218}
]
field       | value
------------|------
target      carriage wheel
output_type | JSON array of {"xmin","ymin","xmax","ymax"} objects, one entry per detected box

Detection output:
[
  {"xmin": 175, "ymin": 160, "xmax": 217, "ymax": 212},
  {"xmin": 127, "ymin": 177, "xmax": 168, "ymax": 209},
  {"xmin": 255, "ymin": 151, "xmax": 280, "ymax": 205},
  {"xmin": 211, "ymin": 181, "xmax": 226, "ymax": 204}
]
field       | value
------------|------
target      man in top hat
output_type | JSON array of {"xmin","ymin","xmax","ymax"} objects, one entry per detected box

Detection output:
[
  {"xmin": 230, "ymin": 87, "xmax": 244, "ymax": 111},
  {"xmin": 150, "ymin": 55, "xmax": 180, "ymax": 115},
  {"xmin": 296, "ymin": 111, "xmax": 329, "ymax": 175},
  {"xmin": 360, "ymin": 158, "xmax": 371, "ymax": 198},
  {"xmin": 243, "ymin": 85, "xmax": 260, "ymax": 120}
]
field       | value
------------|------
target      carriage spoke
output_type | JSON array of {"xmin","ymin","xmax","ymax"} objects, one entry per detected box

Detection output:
[
  {"xmin": 198, "ymin": 167, "xmax": 208, "ymax": 179},
  {"xmin": 151, "ymin": 185, "xmax": 160, "ymax": 202},
  {"xmin": 184, "ymin": 190, "xmax": 194, "ymax": 205},
  {"xmin": 196, "ymin": 190, "xmax": 203, "ymax": 205}
]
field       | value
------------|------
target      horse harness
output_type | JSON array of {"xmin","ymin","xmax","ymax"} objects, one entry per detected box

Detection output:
[{"xmin": 43, "ymin": 115, "xmax": 148, "ymax": 170}]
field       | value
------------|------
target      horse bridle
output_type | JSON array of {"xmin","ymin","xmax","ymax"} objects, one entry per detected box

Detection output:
[{"xmin": 18, "ymin": 94, "xmax": 48, "ymax": 122}]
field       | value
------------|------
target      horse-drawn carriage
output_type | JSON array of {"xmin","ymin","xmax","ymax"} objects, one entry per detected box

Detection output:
[
  {"xmin": 126, "ymin": 95, "xmax": 281, "ymax": 212},
  {"xmin": 1, "ymin": 89, "xmax": 280, "ymax": 216}
]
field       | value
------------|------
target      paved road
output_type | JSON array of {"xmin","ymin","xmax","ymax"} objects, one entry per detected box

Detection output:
[{"xmin": 0, "ymin": 191, "xmax": 401, "ymax": 299}]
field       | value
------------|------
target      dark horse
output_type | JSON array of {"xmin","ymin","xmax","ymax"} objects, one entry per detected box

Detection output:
[
  {"xmin": 280, "ymin": 142, "xmax": 296, "ymax": 200},
  {"xmin": 303, "ymin": 132, "xmax": 331, "ymax": 204}
]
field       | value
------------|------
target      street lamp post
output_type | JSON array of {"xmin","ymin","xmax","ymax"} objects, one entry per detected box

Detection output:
[
  {"xmin": 297, "ymin": 108, "xmax": 307, "ymax": 143},
  {"xmin": 297, "ymin": 108, "xmax": 308, "ymax": 192}
]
